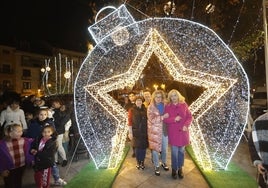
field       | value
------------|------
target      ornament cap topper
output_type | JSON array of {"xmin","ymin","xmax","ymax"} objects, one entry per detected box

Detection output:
[{"xmin": 88, "ymin": 5, "xmax": 136, "ymax": 44}]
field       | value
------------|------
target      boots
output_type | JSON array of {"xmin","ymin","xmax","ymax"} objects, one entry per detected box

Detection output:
[
  {"xmin": 178, "ymin": 168, "xmax": 184, "ymax": 179},
  {"xmin": 172, "ymin": 169, "xmax": 177, "ymax": 179}
]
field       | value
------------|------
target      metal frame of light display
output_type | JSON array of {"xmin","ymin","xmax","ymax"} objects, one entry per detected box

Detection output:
[{"xmin": 74, "ymin": 4, "xmax": 249, "ymax": 170}]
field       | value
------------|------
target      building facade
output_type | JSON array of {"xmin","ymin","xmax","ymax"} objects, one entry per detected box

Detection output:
[{"xmin": 0, "ymin": 45, "xmax": 86, "ymax": 97}]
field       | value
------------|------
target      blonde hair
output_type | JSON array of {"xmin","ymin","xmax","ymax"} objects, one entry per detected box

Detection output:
[
  {"xmin": 4, "ymin": 124, "xmax": 22, "ymax": 140},
  {"xmin": 167, "ymin": 89, "xmax": 185, "ymax": 103},
  {"xmin": 151, "ymin": 90, "xmax": 166, "ymax": 105}
]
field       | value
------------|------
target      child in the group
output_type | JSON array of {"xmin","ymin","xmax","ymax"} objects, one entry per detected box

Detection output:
[
  {"xmin": 51, "ymin": 99, "xmax": 70, "ymax": 167},
  {"xmin": 26, "ymin": 109, "xmax": 54, "ymax": 139},
  {"xmin": 0, "ymin": 124, "xmax": 33, "ymax": 188},
  {"xmin": 0, "ymin": 99, "xmax": 28, "ymax": 133},
  {"xmin": 30, "ymin": 124, "xmax": 57, "ymax": 188},
  {"xmin": 26, "ymin": 108, "xmax": 67, "ymax": 186}
]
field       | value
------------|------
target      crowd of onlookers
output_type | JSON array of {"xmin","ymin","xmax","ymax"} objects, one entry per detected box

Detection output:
[
  {"xmin": 0, "ymin": 88, "xmax": 267, "ymax": 188},
  {"xmin": 0, "ymin": 91, "xmax": 78, "ymax": 187}
]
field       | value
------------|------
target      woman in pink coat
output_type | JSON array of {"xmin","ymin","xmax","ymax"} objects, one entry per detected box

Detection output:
[
  {"xmin": 147, "ymin": 90, "xmax": 169, "ymax": 176},
  {"xmin": 163, "ymin": 89, "xmax": 192, "ymax": 179}
]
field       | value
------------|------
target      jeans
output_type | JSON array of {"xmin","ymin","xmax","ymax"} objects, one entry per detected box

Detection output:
[
  {"xmin": 152, "ymin": 134, "xmax": 168, "ymax": 167},
  {"xmin": 135, "ymin": 148, "xmax": 146, "ymax": 162},
  {"xmin": 171, "ymin": 145, "xmax": 185, "ymax": 170},
  {"xmin": 161, "ymin": 134, "xmax": 168, "ymax": 164},
  {"xmin": 52, "ymin": 163, "xmax": 60, "ymax": 181}
]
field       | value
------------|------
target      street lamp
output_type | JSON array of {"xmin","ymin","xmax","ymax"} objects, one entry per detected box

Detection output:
[
  {"xmin": 160, "ymin": 84, "xmax": 166, "ymax": 90},
  {"xmin": 41, "ymin": 66, "xmax": 51, "ymax": 73},
  {"xmin": 64, "ymin": 71, "xmax": 71, "ymax": 79},
  {"xmin": 263, "ymin": 0, "xmax": 268, "ymax": 110},
  {"xmin": 153, "ymin": 84, "xmax": 158, "ymax": 90}
]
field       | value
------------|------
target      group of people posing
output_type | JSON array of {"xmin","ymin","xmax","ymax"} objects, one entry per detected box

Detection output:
[
  {"xmin": 126, "ymin": 89, "xmax": 192, "ymax": 179},
  {"xmin": 0, "ymin": 95, "xmax": 72, "ymax": 188}
]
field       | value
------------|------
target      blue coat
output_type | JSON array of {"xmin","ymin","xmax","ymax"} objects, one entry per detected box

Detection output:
[{"xmin": 26, "ymin": 118, "xmax": 55, "ymax": 139}]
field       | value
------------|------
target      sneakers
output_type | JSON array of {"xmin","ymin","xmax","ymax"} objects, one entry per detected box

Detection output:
[
  {"xmin": 136, "ymin": 164, "xmax": 141, "ymax": 170},
  {"xmin": 136, "ymin": 160, "xmax": 141, "ymax": 170},
  {"xmin": 62, "ymin": 160, "xmax": 68, "ymax": 167},
  {"xmin": 54, "ymin": 178, "xmax": 67, "ymax": 186},
  {"xmin": 161, "ymin": 163, "xmax": 169, "ymax": 171},
  {"xmin": 154, "ymin": 166, "xmax": 160, "ymax": 176},
  {"xmin": 140, "ymin": 161, "xmax": 145, "ymax": 170}
]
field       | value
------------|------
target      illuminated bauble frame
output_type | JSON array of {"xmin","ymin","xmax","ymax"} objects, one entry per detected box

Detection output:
[{"xmin": 74, "ymin": 5, "xmax": 249, "ymax": 170}]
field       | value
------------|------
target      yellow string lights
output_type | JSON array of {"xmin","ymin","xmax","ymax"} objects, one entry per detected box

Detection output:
[{"xmin": 74, "ymin": 5, "xmax": 249, "ymax": 170}]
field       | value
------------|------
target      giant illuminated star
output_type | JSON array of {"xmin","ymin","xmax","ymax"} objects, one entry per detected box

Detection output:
[
  {"xmin": 74, "ymin": 4, "xmax": 249, "ymax": 171},
  {"xmin": 84, "ymin": 28, "xmax": 237, "ymax": 169}
]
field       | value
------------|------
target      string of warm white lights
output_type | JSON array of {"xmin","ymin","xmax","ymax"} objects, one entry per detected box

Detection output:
[
  {"xmin": 41, "ymin": 54, "xmax": 73, "ymax": 95},
  {"xmin": 227, "ymin": 0, "xmax": 245, "ymax": 45},
  {"xmin": 74, "ymin": 5, "xmax": 249, "ymax": 170}
]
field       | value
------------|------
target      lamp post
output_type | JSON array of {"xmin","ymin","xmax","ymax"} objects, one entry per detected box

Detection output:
[
  {"xmin": 263, "ymin": 0, "xmax": 268, "ymax": 110},
  {"xmin": 160, "ymin": 83, "xmax": 166, "ymax": 91},
  {"xmin": 40, "ymin": 65, "xmax": 51, "ymax": 95}
]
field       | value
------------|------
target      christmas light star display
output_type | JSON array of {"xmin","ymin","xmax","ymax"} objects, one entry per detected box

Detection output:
[{"xmin": 74, "ymin": 5, "xmax": 249, "ymax": 170}]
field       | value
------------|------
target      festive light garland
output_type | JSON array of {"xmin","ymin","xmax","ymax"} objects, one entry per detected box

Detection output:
[
  {"xmin": 41, "ymin": 54, "xmax": 74, "ymax": 95},
  {"xmin": 74, "ymin": 5, "xmax": 249, "ymax": 170}
]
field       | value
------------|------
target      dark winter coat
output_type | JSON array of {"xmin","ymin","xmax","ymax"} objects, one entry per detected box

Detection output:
[
  {"xmin": 26, "ymin": 118, "xmax": 55, "ymax": 139},
  {"xmin": 53, "ymin": 109, "xmax": 71, "ymax": 134},
  {"xmin": 31, "ymin": 136, "xmax": 57, "ymax": 172},
  {"xmin": 128, "ymin": 105, "xmax": 148, "ymax": 149}
]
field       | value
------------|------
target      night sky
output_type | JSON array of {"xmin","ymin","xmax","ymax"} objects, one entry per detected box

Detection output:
[
  {"xmin": 0, "ymin": 0, "xmax": 99, "ymax": 52},
  {"xmin": 0, "ymin": 0, "xmax": 263, "ymax": 54}
]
